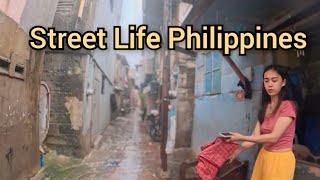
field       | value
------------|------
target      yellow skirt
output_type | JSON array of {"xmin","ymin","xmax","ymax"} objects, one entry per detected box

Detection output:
[{"xmin": 251, "ymin": 147, "xmax": 296, "ymax": 180}]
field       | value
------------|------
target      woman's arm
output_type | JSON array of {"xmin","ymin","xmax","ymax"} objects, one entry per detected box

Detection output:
[
  {"xmin": 236, "ymin": 121, "xmax": 260, "ymax": 153},
  {"xmin": 231, "ymin": 116, "xmax": 294, "ymax": 144},
  {"xmin": 228, "ymin": 121, "xmax": 260, "ymax": 162}
]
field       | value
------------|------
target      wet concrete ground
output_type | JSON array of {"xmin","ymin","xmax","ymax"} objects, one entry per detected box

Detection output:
[
  {"xmin": 81, "ymin": 109, "xmax": 163, "ymax": 179},
  {"xmin": 33, "ymin": 109, "xmax": 320, "ymax": 180},
  {"xmin": 33, "ymin": 109, "xmax": 197, "ymax": 180}
]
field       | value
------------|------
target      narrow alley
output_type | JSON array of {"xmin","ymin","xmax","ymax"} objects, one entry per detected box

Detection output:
[
  {"xmin": 32, "ymin": 108, "xmax": 195, "ymax": 180},
  {"xmin": 82, "ymin": 109, "xmax": 162, "ymax": 179},
  {"xmin": 2, "ymin": 0, "xmax": 320, "ymax": 180},
  {"xmin": 32, "ymin": 109, "xmax": 160, "ymax": 179}
]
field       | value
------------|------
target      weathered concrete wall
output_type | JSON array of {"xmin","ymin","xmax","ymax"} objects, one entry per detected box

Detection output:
[
  {"xmin": 82, "ymin": 56, "xmax": 94, "ymax": 137},
  {"xmin": 176, "ymin": 65, "xmax": 195, "ymax": 148},
  {"xmin": 83, "ymin": 58, "xmax": 113, "ymax": 148},
  {"xmin": 0, "ymin": 0, "xmax": 27, "ymax": 23},
  {"xmin": 44, "ymin": 0, "xmax": 93, "ymax": 157},
  {"xmin": 19, "ymin": 0, "xmax": 59, "ymax": 31},
  {"xmin": 82, "ymin": 0, "xmax": 123, "ymax": 151},
  {"xmin": 44, "ymin": 0, "xmax": 123, "ymax": 157},
  {"xmin": 85, "ymin": 0, "xmax": 123, "ymax": 146},
  {"xmin": 188, "ymin": 2, "xmax": 276, "ymax": 173},
  {"xmin": 42, "ymin": 52, "xmax": 114, "ymax": 157},
  {"xmin": 42, "ymin": 53, "xmax": 85, "ymax": 156},
  {"xmin": 92, "ymin": 0, "xmax": 116, "ymax": 79},
  {"xmin": 0, "ymin": 11, "xmax": 45, "ymax": 180},
  {"xmin": 191, "ymin": 50, "xmax": 271, "ymax": 174},
  {"xmin": 143, "ymin": 0, "xmax": 163, "ymax": 32},
  {"xmin": 52, "ymin": 0, "xmax": 82, "ymax": 31},
  {"xmin": 0, "ymin": 0, "xmax": 58, "ymax": 30}
]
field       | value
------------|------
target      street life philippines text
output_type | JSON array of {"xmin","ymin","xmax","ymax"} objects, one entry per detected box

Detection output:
[{"xmin": 29, "ymin": 25, "xmax": 308, "ymax": 55}]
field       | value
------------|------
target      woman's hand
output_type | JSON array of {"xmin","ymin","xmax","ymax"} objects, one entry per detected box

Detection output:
[
  {"xmin": 227, "ymin": 148, "xmax": 241, "ymax": 163},
  {"xmin": 228, "ymin": 132, "xmax": 246, "ymax": 142}
]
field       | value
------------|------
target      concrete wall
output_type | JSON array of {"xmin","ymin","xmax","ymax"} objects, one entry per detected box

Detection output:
[
  {"xmin": 0, "ymin": 0, "xmax": 27, "ymax": 23},
  {"xmin": 42, "ymin": 52, "xmax": 113, "ymax": 157},
  {"xmin": 0, "ymin": 0, "xmax": 58, "ymax": 30},
  {"xmin": 0, "ymin": 1, "xmax": 58, "ymax": 178},
  {"xmin": 42, "ymin": 53, "xmax": 85, "ymax": 156},
  {"xmin": 191, "ymin": 50, "xmax": 271, "ymax": 173},
  {"xmin": 19, "ymin": 0, "xmax": 59, "ymax": 31},
  {"xmin": 0, "ymin": 14, "xmax": 43, "ymax": 179},
  {"xmin": 91, "ymin": 0, "xmax": 119, "ymax": 81},
  {"xmin": 52, "ymin": 0, "xmax": 82, "ymax": 31},
  {"xmin": 81, "ymin": 0, "xmax": 123, "ymax": 150},
  {"xmin": 187, "ymin": 1, "xmax": 278, "ymax": 172},
  {"xmin": 142, "ymin": 0, "xmax": 163, "ymax": 32},
  {"xmin": 82, "ymin": 55, "xmax": 94, "ymax": 137},
  {"xmin": 82, "ymin": 57, "xmax": 113, "ymax": 149},
  {"xmin": 176, "ymin": 64, "xmax": 195, "ymax": 147},
  {"xmin": 42, "ymin": 0, "xmax": 123, "ymax": 156}
]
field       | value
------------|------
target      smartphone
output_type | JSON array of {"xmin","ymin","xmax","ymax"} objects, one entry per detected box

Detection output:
[{"xmin": 219, "ymin": 132, "xmax": 232, "ymax": 138}]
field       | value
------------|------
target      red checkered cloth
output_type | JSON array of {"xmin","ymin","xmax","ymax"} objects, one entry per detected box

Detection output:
[{"xmin": 196, "ymin": 137, "xmax": 240, "ymax": 180}]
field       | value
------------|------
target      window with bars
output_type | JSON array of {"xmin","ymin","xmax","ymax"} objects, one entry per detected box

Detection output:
[{"xmin": 204, "ymin": 51, "xmax": 221, "ymax": 95}]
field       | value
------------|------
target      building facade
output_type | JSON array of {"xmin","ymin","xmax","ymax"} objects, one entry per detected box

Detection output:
[
  {"xmin": 42, "ymin": 0, "xmax": 123, "ymax": 157},
  {"xmin": 0, "ymin": 0, "xmax": 59, "ymax": 179}
]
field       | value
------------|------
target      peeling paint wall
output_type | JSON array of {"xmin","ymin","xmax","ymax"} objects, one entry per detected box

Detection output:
[
  {"xmin": 191, "ymin": 49, "xmax": 272, "ymax": 174},
  {"xmin": 65, "ymin": 96, "xmax": 83, "ymax": 131},
  {"xmin": 42, "ymin": 0, "xmax": 123, "ymax": 157},
  {"xmin": 42, "ymin": 53, "xmax": 114, "ymax": 157},
  {"xmin": 0, "ymin": 48, "xmax": 43, "ymax": 180},
  {"xmin": 176, "ymin": 64, "xmax": 195, "ymax": 148},
  {"xmin": 42, "ymin": 53, "xmax": 85, "ymax": 156},
  {"xmin": 0, "ymin": 1, "xmax": 58, "ymax": 178}
]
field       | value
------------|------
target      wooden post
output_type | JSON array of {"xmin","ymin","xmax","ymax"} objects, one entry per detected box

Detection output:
[
  {"xmin": 218, "ymin": 50, "xmax": 246, "ymax": 85},
  {"xmin": 160, "ymin": 0, "xmax": 171, "ymax": 172}
]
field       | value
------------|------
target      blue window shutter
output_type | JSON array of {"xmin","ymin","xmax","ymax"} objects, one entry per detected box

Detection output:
[
  {"xmin": 205, "ymin": 72, "xmax": 212, "ymax": 93},
  {"xmin": 212, "ymin": 70, "xmax": 221, "ymax": 93},
  {"xmin": 212, "ymin": 51, "xmax": 220, "ymax": 70},
  {"xmin": 205, "ymin": 52, "xmax": 212, "ymax": 73},
  {"xmin": 211, "ymin": 51, "xmax": 221, "ymax": 94}
]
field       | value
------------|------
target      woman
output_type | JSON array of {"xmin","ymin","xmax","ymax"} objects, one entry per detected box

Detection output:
[{"xmin": 228, "ymin": 65, "xmax": 298, "ymax": 180}]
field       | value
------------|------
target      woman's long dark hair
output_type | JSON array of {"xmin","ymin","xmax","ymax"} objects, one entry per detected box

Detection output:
[{"xmin": 258, "ymin": 65, "xmax": 299, "ymax": 124}]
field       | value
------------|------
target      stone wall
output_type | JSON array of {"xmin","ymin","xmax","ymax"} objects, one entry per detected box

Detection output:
[{"xmin": 42, "ymin": 52, "xmax": 85, "ymax": 156}]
